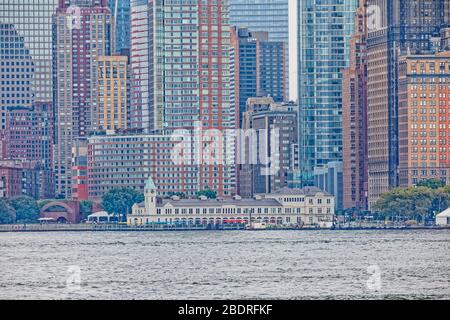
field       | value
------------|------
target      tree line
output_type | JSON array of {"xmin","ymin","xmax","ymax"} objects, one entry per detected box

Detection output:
[
  {"xmin": 0, "ymin": 187, "xmax": 218, "ymax": 224},
  {"xmin": 373, "ymin": 179, "xmax": 450, "ymax": 223}
]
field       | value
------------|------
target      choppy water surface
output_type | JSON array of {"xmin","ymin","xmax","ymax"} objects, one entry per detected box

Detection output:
[{"xmin": 0, "ymin": 230, "xmax": 449, "ymax": 300}]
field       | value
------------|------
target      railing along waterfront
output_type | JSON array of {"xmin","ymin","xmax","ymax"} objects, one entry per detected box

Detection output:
[{"xmin": 0, "ymin": 223, "xmax": 246, "ymax": 232}]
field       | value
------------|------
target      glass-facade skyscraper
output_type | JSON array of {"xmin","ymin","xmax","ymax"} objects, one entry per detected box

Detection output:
[
  {"xmin": 109, "ymin": 0, "xmax": 131, "ymax": 52},
  {"xmin": 297, "ymin": 0, "xmax": 358, "ymax": 185},
  {"xmin": 0, "ymin": 0, "xmax": 58, "ymax": 103},
  {"xmin": 229, "ymin": 0, "xmax": 288, "ymax": 43},
  {"xmin": 229, "ymin": 0, "xmax": 289, "ymax": 100},
  {"xmin": 0, "ymin": 0, "xmax": 58, "ymax": 170}
]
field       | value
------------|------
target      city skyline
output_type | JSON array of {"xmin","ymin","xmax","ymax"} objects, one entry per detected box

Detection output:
[{"xmin": 0, "ymin": 0, "xmax": 449, "ymax": 212}]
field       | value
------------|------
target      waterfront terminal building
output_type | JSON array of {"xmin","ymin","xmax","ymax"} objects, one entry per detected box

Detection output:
[{"xmin": 128, "ymin": 177, "xmax": 335, "ymax": 229}]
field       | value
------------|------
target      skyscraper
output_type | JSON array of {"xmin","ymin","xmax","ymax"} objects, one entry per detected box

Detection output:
[
  {"xmin": 229, "ymin": 0, "xmax": 289, "ymax": 43},
  {"xmin": 229, "ymin": 0, "xmax": 290, "ymax": 99},
  {"xmin": 235, "ymin": 27, "xmax": 260, "ymax": 124},
  {"xmin": 95, "ymin": 55, "xmax": 129, "ymax": 132},
  {"xmin": 53, "ymin": 0, "xmax": 113, "ymax": 198},
  {"xmin": 129, "ymin": 0, "xmax": 236, "ymax": 197},
  {"xmin": 108, "ymin": 0, "xmax": 131, "ymax": 53},
  {"xmin": 0, "ymin": 0, "xmax": 58, "ymax": 104},
  {"xmin": 366, "ymin": 0, "xmax": 449, "ymax": 208},
  {"xmin": 0, "ymin": 1, "xmax": 58, "ymax": 170},
  {"xmin": 342, "ymin": 0, "xmax": 368, "ymax": 210},
  {"xmin": 398, "ymin": 51, "xmax": 450, "ymax": 187},
  {"xmin": 233, "ymin": 28, "xmax": 288, "ymax": 125},
  {"xmin": 297, "ymin": 0, "xmax": 358, "ymax": 185}
]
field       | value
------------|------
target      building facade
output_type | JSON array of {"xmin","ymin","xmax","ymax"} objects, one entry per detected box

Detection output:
[
  {"xmin": 129, "ymin": 0, "xmax": 236, "ymax": 197},
  {"xmin": 108, "ymin": 0, "xmax": 131, "ymax": 53},
  {"xmin": 0, "ymin": 0, "xmax": 58, "ymax": 104},
  {"xmin": 53, "ymin": 0, "xmax": 113, "ymax": 198},
  {"xmin": 239, "ymin": 97, "xmax": 298, "ymax": 197},
  {"xmin": 87, "ymin": 133, "xmax": 198, "ymax": 200},
  {"xmin": 366, "ymin": 0, "xmax": 450, "ymax": 208},
  {"xmin": 235, "ymin": 27, "xmax": 260, "ymax": 124},
  {"xmin": 228, "ymin": 0, "xmax": 289, "ymax": 98},
  {"xmin": 314, "ymin": 161, "xmax": 344, "ymax": 211},
  {"xmin": 259, "ymin": 36, "xmax": 288, "ymax": 103},
  {"xmin": 129, "ymin": 176, "xmax": 335, "ymax": 228},
  {"xmin": 0, "ymin": 23, "xmax": 54, "ymax": 171},
  {"xmin": 398, "ymin": 51, "xmax": 450, "ymax": 186},
  {"xmin": 342, "ymin": 0, "xmax": 368, "ymax": 210},
  {"xmin": 297, "ymin": 0, "xmax": 358, "ymax": 185},
  {"xmin": 96, "ymin": 55, "xmax": 129, "ymax": 132},
  {"xmin": 0, "ymin": 159, "xmax": 53, "ymax": 199}
]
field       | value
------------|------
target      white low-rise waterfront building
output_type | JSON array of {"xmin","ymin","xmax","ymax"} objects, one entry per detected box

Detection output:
[{"xmin": 127, "ymin": 177, "xmax": 335, "ymax": 228}]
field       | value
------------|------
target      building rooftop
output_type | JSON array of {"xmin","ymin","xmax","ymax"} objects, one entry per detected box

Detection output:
[{"xmin": 136, "ymin": 198, "xmax": 284, "ymax": 208}]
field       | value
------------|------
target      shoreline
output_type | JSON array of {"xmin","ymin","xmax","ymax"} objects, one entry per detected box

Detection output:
[{"xmin": 0, "ymin": 224, "xmax": 449, "ymax": 233}]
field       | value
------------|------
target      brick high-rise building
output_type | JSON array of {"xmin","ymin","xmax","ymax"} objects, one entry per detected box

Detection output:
[
  {"xmin": 366, "ymin": 0, "xmax": 449, "ymax": 208},
  {"xmin": 129, "ymin": 0, "xmax": 236, "ymax": 197},
  {"xmin": 53, "ymin": 0, "xmax": 113, "ymax": 198},
  {"xmin": 342, "ymin": 0, "xmax": 368, "ymax": 210},
  {"xmin": 398, "ymin": 51, "xmax": 450, "ymax": 186},
  {"xmin": 87, "ymin": 134, "xmax": 198, "ymax": 200}
]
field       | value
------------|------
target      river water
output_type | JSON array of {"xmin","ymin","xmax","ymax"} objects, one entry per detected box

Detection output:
[{"xmin": 0, "ymin": 230, "xmax": 449, "ymax": 300}]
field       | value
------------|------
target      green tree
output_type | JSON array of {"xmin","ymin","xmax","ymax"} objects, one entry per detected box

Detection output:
[
  {"xmin": 373, "ymin": 186, "xmax": 435, "ymax": 223},
  {"xmin": 0, "ymin": 199, "xmax": 16, "ymax": 224},
  {"xmin": 102, "ymin": 187, "xmax": 144, "ymax": 222},
  {"xmin": 10, "ymin": 196, "xmax": 39, "ymax": 223},
  {"xmin": 196, "ymin": 189, "xmax": 217, "ymax": 199},
  {"xmin": 166, "ymin": 192, "xmax": 187, "ymax": 199},
  {"xmin": 79, "ymin": 200, "xmax": 93, "ymax": 220},
  {"xmin": 416, "ymin": 178, "xmax": 445, "ymax": 190}
]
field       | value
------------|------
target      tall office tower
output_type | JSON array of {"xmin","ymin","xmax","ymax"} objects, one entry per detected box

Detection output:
[
  {"xmin": 108, "ymin": 0, "xmax": 131, "ymax": 52},
  {"xmin": 0, "ymin": 1, "xmax": 58, "ymax": 170},
  {"xmin": 95, "ymin": 55, "xmax": 129, "ymax": 132},
  {"xmin": 0, "ymin": 0, "xmax": 58, "ymax": 104},
  {"xmin": 233, "ymin": 28, "xmax": 287, "ymax": 121},
  {"xmin": 229, "ymin": 0, "xmax": 289, "ymax": 97},
  {"xmin": 0, "ymin": 24, "xmax": 34, "ymax": 130},
  {"xmin": 342, "ymin": 0, "xmax": 368, "ymax": 210},
  {"xmin": 53, "ymin": 0, "xmax": 113, "ymax": 198},
  {"xmin": 129, "ymin": 0, "xmax": 235, "ymax": 197},
  {"xmin": 129, "ymin": 0, "xmax": 160, "ymax": 132},
  {"xmin": 235, "ymin": 27, "xmax": 260, "ymax": 125},
  {"xmin": 257, "ymin": 33, "xmax": 288, "ymax": 103},
  {"xmin": 366, "ymin": 0, "xmax": 449, "ymax": 208},
  {"xmin": 239, "ymin": 97, "xmax": 298, "ymax": 198},
  {"xmin": 297, "ymin": 0, "xmax": 358, "ymax": 185},
  {"xmin": 398, "ymin": 51, "xmax": 450, "ymax": 187}
]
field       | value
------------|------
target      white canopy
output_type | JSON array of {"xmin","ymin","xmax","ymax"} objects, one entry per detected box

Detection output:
[
  {"xmin": 436, "ymin": 207, "xmax": 450, "ymax": 218},
  {"xmin": 88, "ymin": 211, "xmax": 111, "ymax": 218}
]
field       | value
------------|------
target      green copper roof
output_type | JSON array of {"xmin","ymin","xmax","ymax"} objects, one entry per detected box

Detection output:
[{"xmin": 145, "ymin": 176, "xmax": 156, "ymax": 190}]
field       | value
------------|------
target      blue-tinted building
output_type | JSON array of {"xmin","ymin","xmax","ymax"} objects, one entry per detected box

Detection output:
[
  {"xmin": 297, "ymin": 0, "xmax": 358, "ymax": 185},
  {"xmin": 236, "ymin": 27, "xmax": 259, "ymax": 125},
  {"xmin": 229, "ymin": 0, "xmax": 289, "ymax": 99},
  {"xmin": 229, "ymin": 0, "xmax": 288, "ymax": 43},
  {"xmin": 109, "ymin": 0, "xmax": 131, "ymax": 52}
]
